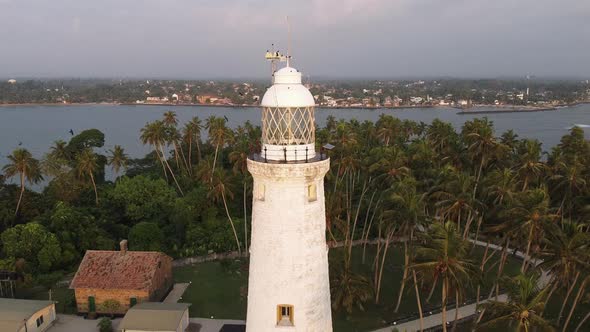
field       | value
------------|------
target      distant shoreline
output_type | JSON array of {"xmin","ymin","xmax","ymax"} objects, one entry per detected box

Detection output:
[
  {"xmin": 0, "ymin": 102, "xmax": 587, "ymax": 113},
  {"xmin": 118, "ymin": 103, "xmax": 438, "ymax": 110},
  {"xmin": 456, "ymin": 106, "xmax": 557, "ymax": 115},
  {"xmin": 0, "ymin": 102, "xmax": 118, "ymax": 107}
]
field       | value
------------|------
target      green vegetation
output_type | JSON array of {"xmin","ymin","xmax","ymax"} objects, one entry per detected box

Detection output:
[
  {"xmin": 98, "ymin": 317, "xmax": 113, "ymax": 332},
  {"xmin": 174, "ymin": 245, "xmax": 522, "ymax": 332},
  {"xmin": 0, "ymin": 110, "xmax": 588, "ymax": 331},
  {"xmin": 20, "ymin": 286, "xmax": 76, "ymax": 314},
  {"xmin": 1, "ymin": 78, "xmax": 588, "ymax": 106}
]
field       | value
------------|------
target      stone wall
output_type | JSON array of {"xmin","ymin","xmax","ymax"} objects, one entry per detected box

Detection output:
[
  {"xmin": 150, "ymin": 255, "xmax": 174, "ymax": 301},
  {"xmin": 74, "ymin": 288, "xmax": 149, "ymax": 314}
]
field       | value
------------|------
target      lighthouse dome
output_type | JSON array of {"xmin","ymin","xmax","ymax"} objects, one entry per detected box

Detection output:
[{"xmin": 261, "ymin": 66, "xmax": 315, "ymax": 108}]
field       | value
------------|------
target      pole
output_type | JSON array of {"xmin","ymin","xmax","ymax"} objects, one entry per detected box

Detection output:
[{"xmin": 286, "ymin": 16, "xmax": 292, "ymax": 67}]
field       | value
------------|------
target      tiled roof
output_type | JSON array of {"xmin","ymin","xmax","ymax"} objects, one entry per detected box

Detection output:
[{"xmin": 70, "ymin": 250, "xmax": 169, "ymax": 290}]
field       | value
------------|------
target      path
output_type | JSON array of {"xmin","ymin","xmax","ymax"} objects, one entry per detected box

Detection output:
[
  {"xmin": 48, "ymin": 314, "xmax": 122, "ymax": 332},
  {"xmin": 370, "ymin": 239, "xmax": 550, "ymax": 332},
  {"xmin": 164, "ymin": 282, "xmax": 191, "ymax": 303},
  {"xmin": 190, "ymin": 318, "xmax": 246, "ymax": 332}
]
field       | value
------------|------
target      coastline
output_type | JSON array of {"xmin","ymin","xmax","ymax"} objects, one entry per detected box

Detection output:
[
  {"xmin": 456, "ymin": 106, "xmax": 557, "ymax": 115},
  {"xmin": 0, "ymin": 102, "xmax": 119, "ymax": 107},
  {"xmin": 118, "ymin": 103, "xmax": 437, "ymax": 110},
  {"xmin": 0, "ymin": 101, "xmax": 587, "ymax": 113}
]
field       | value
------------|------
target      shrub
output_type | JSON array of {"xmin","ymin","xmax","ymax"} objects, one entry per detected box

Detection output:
[
  {"xmin": 101, "ymin": 299, "xmax": 121, "ymax": 317},
  {"xmin": 97, "ymin": 317, "xmax": 112, "ymax": 332}
]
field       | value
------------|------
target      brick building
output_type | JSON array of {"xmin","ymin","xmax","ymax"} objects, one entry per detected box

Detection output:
[{"xmin": 69, "ymin": 240, "xmax": 173, "ymax": 315}]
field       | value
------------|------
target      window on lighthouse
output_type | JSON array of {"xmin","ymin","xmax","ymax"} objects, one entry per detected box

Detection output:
[
  {"xmin": 307, "ymin": 184, "xmax": 317, "ymax": 202},
  {"xmin": 277, "ymin": 305, "xmax": 294, "ymax": 326},
  {"xmin": 255, "ymin": 183, "xmax": 265, "ymax": 201}
]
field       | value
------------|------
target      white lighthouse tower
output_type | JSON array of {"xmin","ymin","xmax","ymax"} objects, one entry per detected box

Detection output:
[{"xmin": 245, "ymin": 54, "xmax": 333, "ymax": 332}]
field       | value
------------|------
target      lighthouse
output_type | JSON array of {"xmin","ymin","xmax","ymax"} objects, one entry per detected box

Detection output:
[{"xmin": 245, "ymin": 55, "xmax": 333, "ymax": 331}]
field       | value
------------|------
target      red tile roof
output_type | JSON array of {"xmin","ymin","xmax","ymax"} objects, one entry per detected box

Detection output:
[{"xmin": 69, "ymin": 250, "xmax": 170, "ymax": 290}]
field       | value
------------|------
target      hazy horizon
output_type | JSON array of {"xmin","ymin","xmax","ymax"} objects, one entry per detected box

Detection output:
[{"xmin": 1, "ymin": 0, "xmax": 589, "ymax": 79}]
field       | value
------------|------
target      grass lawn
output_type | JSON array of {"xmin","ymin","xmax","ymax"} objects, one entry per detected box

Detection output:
[
  {"xmin": 19, "ymin": 286, "xmax": 77, "ymax": 314},
  {"xmin": 175, "ymin": 243, "xmax": 522, "ymax": 332},
  {"xmin": 543, "ymin": 282, "xmax": 590, "ymax": 331}
]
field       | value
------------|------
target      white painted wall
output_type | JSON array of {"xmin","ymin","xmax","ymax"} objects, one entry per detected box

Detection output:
[
  {"xmin": 19, "ymin": 304, "xmax": 56, "ymax": 332},
  {"xmin": 178, "ymin": 309, "xmax": 189, "ymax": 332},
  {"xmin": 246, "ymin": 159, "xmax": 333, "ymax": 332}
]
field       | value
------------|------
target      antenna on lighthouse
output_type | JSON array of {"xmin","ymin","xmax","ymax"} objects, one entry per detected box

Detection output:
[
  {"xmin": 264, "ymin": 18, "xmax": 294, "ymax": 80},
  {"xmin": 286, "ymin": 16, "xmax": 292, "ymax": 67}
]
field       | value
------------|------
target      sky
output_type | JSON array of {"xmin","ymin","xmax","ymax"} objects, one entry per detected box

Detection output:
[{"xmin": 1, "ymin": 0, "xmax": 589, "ymax": 79}]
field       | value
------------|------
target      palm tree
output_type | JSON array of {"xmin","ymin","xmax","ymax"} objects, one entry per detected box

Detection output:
[
  {"xmin": 141, "ymin": 121, "xmax": 168, "ymax": 178},
  {"xmin": 140, "ymin": 120, "xmax": 184, "ymax": 195},
  {"xmin": 330, "ymin": 257, "xmax": 373, "ymax": 314},
  {"xmin": 462, "ymin": 118, "xmax": 504, "ymax": 196},
  {"xmin": 229, "ymin": 129, "xmax": 251, "ymax": 252},
  {"xmin": 504, "ymin": 189, "xmax": 554, "ymax": 273},
  {"xmin": 163, "ymin": 110, "xmax": 178, "ymax": 127},
  {"xmin": 2, "ymin": 148, "xmax": 43, "ymax": 215},
  {"xmin": 432, "ymin": 172, "xmax": 482, "ymax": 238},
  {"xmin": 574, "ymin": 292, "xmax": 590, "ymax": 332},
  {"xmin": 107, "ymin": 145, "xmax": 128, "ymax": 176},
  {"xmin": 367, "ymin": 146, "xmax": 410, "ymax": 185},
  {"xmin": 478, "ymin": 273, "xmax": 554, "ymax": 332},
  {"xmin": 49, "ymin": 139, "xmax": 69, "ymax": 160},
  {"xmin": 387, "ymin": 177, "xmax": 428, "ymax": 313},
  {"xmin": 562, "ymin": 275, "xmax": 590, "ymax": 332},
  {"xmin": 550, "ymin": 157, "xmax": 587, "ymax": 220},
  {"xmin": 539, "ymin": 221, "xmax": 590, "ymax": 322},
  {"xmin": 75, "ymin": 148, "xmax": 99, "ymax": 205},
  {"xmin": 412, "ymin": 222, "xmax": 479, "ymax": 332},
  {"xmin": 206, "ymin": 116, "xmax": 233, "ymax": 175},
  {"xmin": 375, "ymin": 114, "xmax": 402, "ymax": 146},
  {"xmin": 163, "ymin": 111, "xmax": 189, "ymax": 172},
  {"xmin": 426, "ymin": 119, "xmax": 461, "ymax": 167},
  {"xmin": 500, "ymin": 129, "xmax": 519, "ymax": 153},
  {"xmin": 166, "ymin": 125, "xmax": 189, "ymax": 172},
  {"xmin": 515, "ymin": 139, "xmax": 546, "ymax": 191},
  {"xmin": 485, "ymin": 169, "xmax": 517, "ymax": 206},
  {"xmin": 182, "ymin": 117, "xmax": 203, "ymax": 168},
  {"xmin": 208, "ymin": 168, "xmax": 241, "ymax": 254},
  {"xmin": 43, "ymin": 140, "xmax": 71, "ymax": 177}
]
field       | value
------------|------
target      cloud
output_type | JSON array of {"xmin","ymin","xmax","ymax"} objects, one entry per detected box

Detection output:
[
  {"xmin": 0, "ymin": 0, "xmax": 589, "ymax": 78},
  {"xmin": 309, "ymin": 0, "xmax": 393, "ymax": 25},
  {"xmin": 72, "ymin": 17, "xmax": 81, "ymax": 33}
]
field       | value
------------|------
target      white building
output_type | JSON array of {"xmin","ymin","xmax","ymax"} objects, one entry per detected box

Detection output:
[
  {"xmin": 410, "ymin": 96, "xmax": 423, "ymax": 104},
  {"xmin": 7, "ymin": 79, "xmax": 16, "ymax": 84},
  {"xmin": 119, "ymin": 302, "xmax": 190, "ymax": 332},
  {"xmin": 0, "ymin": 298, "xmax": 56, "ymax": 332},
  {"xmin": 246, "ymin": 64, "xmax": 333, "ymax": 331}
]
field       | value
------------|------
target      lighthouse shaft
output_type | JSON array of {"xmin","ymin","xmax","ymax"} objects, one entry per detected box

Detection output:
[
  {"xmin": 246, "ymin": 62, "xmax": 333, "ymax": 331},
  {"xmin": 246, "ymin": 159, "xmax": 332, "ymax": 331}
]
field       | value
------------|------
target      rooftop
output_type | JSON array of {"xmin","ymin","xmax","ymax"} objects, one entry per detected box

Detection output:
[
  {"xmin": 70, "ymin": 250, "xmax": 171, "ymax": 290},
  {"xmin": 0, "ymin": 298, "xmax": 54, "ymax": 331},
  {"xmin": 119, "ymin": 302, "xmax": 190, "ymax": 331}
]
